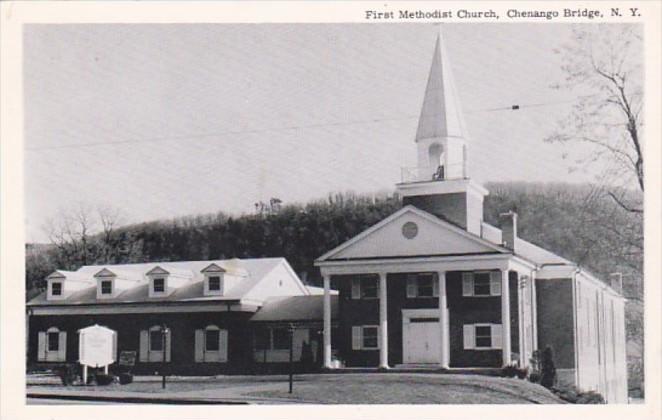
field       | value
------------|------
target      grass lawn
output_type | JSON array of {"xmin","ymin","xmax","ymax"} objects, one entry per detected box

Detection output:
[
  {"xmin": 247, "ymin": 374, "xmax": 565, "ymax": 404},
  {"xmin": 27, "ymin": 373, "xmax": 564, "ymax": 404}
]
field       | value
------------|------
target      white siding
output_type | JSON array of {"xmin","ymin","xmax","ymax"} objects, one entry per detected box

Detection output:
[
  {"xmin": 574, "ymin": 275, "xmax": 628, "ymax": 403},
  {"xmin": 244, "ymin": 261, "xmax": 307, "ymax": 302}
]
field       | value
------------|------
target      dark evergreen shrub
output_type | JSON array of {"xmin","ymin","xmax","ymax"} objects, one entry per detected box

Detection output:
[
  {"xmin": 300, "ymin": 341, "xmax": 314, "ymax": 371},
  {"xmin": 54, "ymin": 364, "xmax": 78, "ymax": 386},
  {"xmin": 576, "ymin": 391, "xmax": 605, "ymax": 404},
  {"xmin": 528, "ymin": 372, "xmax": 541, "ymax": 383},
  {"xmin": 540, "ymin": 346, "xmax": 557, "ymax": 389},
  {"xmin": 94, "ymin": 373, "xmax": 115, "ymax": 386},
  {"xmin": 118, "ymin": 372, "xmax": 133, "ymax": 385},
  {"xmin": 552, "ymin": 385, "xmax": 605, "ymax": 404}
]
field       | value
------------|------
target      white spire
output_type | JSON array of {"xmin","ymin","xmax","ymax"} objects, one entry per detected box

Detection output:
[{"xmin": 415, "ymin": 30, "xmax": 466, "ymax": 142}]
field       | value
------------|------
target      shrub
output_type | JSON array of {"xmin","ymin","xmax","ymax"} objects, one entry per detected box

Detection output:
[
  {"xmin": 576, "ymin": 391, "xmax": 605, "ymax": 404},
  {"xmin": 501, "ymin": 364, "xmax": 518, "ymax": 378},
  {"xmin": 118, "ymin": 372, "xmax": 133, "ymax": 385},
  {"xmin": 53, "ymin": 364, "xmax": 78, "ymax": 386},
  {"xmin": 94, "ymin": 373, "xmax": 116, "ymax": 386},
  {"xmin": 501, "ymin": 363, "xmax": 528, "ymax": 379},
  {"xmin": 552, "ymin": 385, "xmax": 605, "ymax": 404},
  {"xmin": 300, "ymin": 341, "xmax": 314, "ymax": 371},
  {"xmin": 539, "ymin": 347, "xmax": 556, "ymax": 389}
]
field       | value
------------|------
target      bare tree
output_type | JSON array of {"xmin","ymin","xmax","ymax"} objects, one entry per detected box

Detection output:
[
  {"xmin": 547, "ymin": 24, "xmax": 643, "ymax": 213},
  {"xmin": 42, "ymin": 203, "xmax": 126, "ymax": 268}
]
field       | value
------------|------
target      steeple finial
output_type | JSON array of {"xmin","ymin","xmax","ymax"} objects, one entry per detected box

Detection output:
[{"xmin": 415, "ymin": 29, "xmax": 466, "ymax": 142}]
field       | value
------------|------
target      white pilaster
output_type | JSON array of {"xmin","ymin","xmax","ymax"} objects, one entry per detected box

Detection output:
[
  {"xmin": 501, "ymin": 269, "xmax": 512, "ymax": 366},
  {"xmin": 531, "ymin": 270, "xmax": 538, "ymax": 350},
  {"xmin": 379, "ymin": 272, "xmax": 389, "ymax": 369},
  {"xmin": 323, "ymin": 274, "xmax": 332, "ymax": 369},
  {"xmin": 438, "ymin": 271, "xmax": 449, "ymax": 368}
]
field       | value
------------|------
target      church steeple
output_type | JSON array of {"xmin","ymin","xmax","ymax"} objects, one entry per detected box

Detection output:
[
  {"xmin": 413, "ymin": 30, "xmax": 469, "ymax": 182},
  {"xmin": 415, "ymin": 32, "xmax": 466, "ymax": 142},
  {"xmin": 397, "ymin": 28, "xmax": 487, "ymax": 236}
]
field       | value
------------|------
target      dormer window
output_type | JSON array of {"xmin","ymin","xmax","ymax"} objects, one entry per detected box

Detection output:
[
  {"xmin": 94, "ymin": 268, "xmax": 119, "ymax": 299},
  {"xmin": 101, "ymin": 280, "xmax": 113, "ymax": 295},
  {"xmin": 146, "ymin": 266, "xmax": 174, "ymax": 298},
  {"xmin": 153, "ymin": 278, "xmax": 165, "ymax": 293},
  {"xmin": 208, "ymin": 276, "xmax": 221, "ymax": 292},
  {"xmin": 201, "ymin": 263, "xmax": 226, "ymax": 296},
  {"xmin": 51, "ymin": 282, "xmax": 62, "ymax": 296}
]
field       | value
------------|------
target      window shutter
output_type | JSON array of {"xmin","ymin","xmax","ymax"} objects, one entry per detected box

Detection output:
[
  {"xmin": 58, "ymin": 331, "xmax": 67, "ymax": 362},
  {"xmin": 351, "ymin": 326, "xmax": 362, "ymax": 350},
  {"xmin": 165, "ymin": 330, "xmax": 172, "ymax": 362},
  {"xmin": 462, "ymin": 273, "xmax": 474, "ymax": 296},
  {"xmin": 194, "ymin": 330, "xmax": 204, "ymax": 362},
  {"xmin": 139, "ymin": 330, "xmax": 148, "ymax": 362},
  {"xmin": 218, "ymin": 329, "xmax": 228, "ymax": 362},
  {"xmin": 433, "ymin": 276, "xmax": 439, "ymax": 297},
  {"xmin": 37, "ymin": 332, "xmax": 46, "ymax": 361},
  {"xmin": 351, "ymin": 279, "xmax": 361, "ymax": 299},
  {"xmin": 490, "ymin": 271, "xmax": 502, "ymax": 296},
  {"xmin": 463, "ymin": 325, "xmax": 475, "ymax": 349},
  {"xmin": 406, "ymin": 275, "xmax": 417, "ymax": 298},
  {"xmin": 491, "ymin": 324, "xmax": 503, "ymax": 349}
]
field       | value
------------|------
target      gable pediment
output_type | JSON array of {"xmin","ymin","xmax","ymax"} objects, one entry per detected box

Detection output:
[
  {"xmin": 318, "ymin": 206, "xmax": 505, "ymax": 261},
  {"xmin": 145, "ymin": 266, "xmax": 170, "ymax": 276},
  {"xmin": 93, "ymin": 268, "xmax": 117, "ymax": 278},
  {"xmin": 200, "ymin": 263, "xmax": 226, "ymax": 273}
]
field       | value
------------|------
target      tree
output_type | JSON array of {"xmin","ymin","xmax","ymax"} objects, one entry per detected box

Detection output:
[
  {"xmin": 42, "ymin": 203, "xmax": 130, "ymax": 269},
  {"xmin": 547, "ymin": 24, "xmax": 643, "ymax": 213}
]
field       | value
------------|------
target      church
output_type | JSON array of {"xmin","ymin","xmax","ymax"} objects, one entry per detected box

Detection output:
[
  {"xmin": 26, "ymin": 30, "xmax": 627, "ymax": 403},
  {"xmin": 314, "ymin": 32, "xmax": 627, "ymax": 403}
]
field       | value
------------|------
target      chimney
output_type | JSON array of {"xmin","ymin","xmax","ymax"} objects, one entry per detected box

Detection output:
[
  {"xmin": 609, "ymin": 273, "xmax": 623, "ymax": 294},
  {"xmin": 499, "ymin": 211, "xmax": 518, "ymax": 252}
]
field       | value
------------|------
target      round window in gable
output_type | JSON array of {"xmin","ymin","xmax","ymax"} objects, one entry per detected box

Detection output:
[{"xmin": 402, "ymin": 222, "xmax": 418, "ymax": 239}]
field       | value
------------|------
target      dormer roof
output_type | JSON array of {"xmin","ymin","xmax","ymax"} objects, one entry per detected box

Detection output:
[
  {"xmin": 93, "ymin": 267, "xmax": 143, "ymax": 282},
  {"xmin": 46, "ymin": 270, "xmax": 91, "ymax": 283},
  {"xmin": 200, "ymin": 263, "xmax": 227, "ymax": 273},
  {"xmin": 145, "ymin": 266, "xmax": 170, "ymax": 276}
]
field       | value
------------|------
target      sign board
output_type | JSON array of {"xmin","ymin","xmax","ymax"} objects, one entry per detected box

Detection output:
[
  {"xmin": 78, "ymin": 324, "xmax": 117, "ymax": 367},
  {"xmin": 119, "ymin": 351, "xmax": 137, "ymax": 367}
]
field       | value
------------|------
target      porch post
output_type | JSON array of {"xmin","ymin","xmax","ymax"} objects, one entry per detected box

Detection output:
[
  {"xmin": 501, "ymin": 269, "xmax": 512, "ymax": 365},
  {"xmin": 323, "ymin": 273, "xmax": 332, "ymax": 369},
  {"xmin": 438, "ymin": 271, "xmax": 449, "ymax": 368},
  {"xmin": 378, "ymin": 272, "xmax": 389, "ymax": 369}
]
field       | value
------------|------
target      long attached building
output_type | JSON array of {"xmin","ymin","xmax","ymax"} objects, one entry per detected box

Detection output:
[{"xmin": 28, "ymin": 258, "xmax": 337, "ymax": 375}]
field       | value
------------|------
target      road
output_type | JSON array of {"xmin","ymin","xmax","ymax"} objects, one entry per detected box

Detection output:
[{"xmin": 27, "ymin": 398, "xmax": 121, "ymax": 405}]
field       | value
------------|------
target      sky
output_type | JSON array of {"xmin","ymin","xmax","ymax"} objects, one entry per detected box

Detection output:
[{"xmin": 24, "ymin": 23, "xmax": 605, "ymax": 243}]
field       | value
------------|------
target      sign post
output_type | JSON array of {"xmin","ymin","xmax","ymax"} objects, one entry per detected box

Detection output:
[
  {"xmin": 161, "ymin": 324, "xmax": 170, "ymax": 389},
  {"xmin": 78, "ymin": 325, "xmax": 117, "ymax": 385}
]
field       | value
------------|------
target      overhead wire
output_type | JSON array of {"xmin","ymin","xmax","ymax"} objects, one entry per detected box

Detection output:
[{"xmin": 26, "ymin": 98, "xmax": 576, "ymax": 152}]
